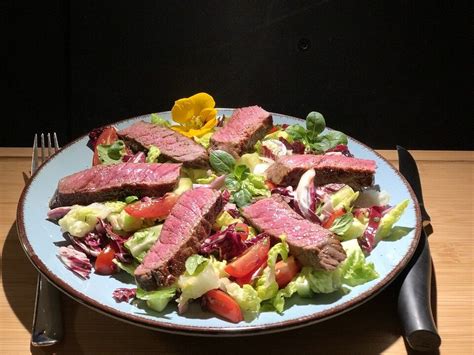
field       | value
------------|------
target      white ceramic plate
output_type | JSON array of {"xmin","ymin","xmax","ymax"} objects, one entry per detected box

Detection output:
[{"xmin": 17, "ymin": 109, "xmax": 421, "ymax": 336}]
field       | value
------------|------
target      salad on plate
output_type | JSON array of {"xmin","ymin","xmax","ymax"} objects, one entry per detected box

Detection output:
[{"xmin": 47, "ymin": 92, "xmax": 410, "ymax": 323}]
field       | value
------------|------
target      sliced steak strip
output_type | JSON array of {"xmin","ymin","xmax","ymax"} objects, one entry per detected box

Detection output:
[
  {"xmin": 117, "ymin": 120, "xmax": 209, "ymax": 168},
  {"xmin": 49, "ymin": 163, "xmax": 181, "ymax": 208},
  {"xmin": 210, "ymin": 106, "xmax": 273, "ymax": 157},
  {"xmin": 242, "ymin": 195, "xmax": 346, "ymax": 270},
  {"xmin": 266, "ymin": 154, "xmax": 376, "ymax": 190},
  {"xmin": 135, "ymin": 188, "xmax": 224, "ymax": 290}
]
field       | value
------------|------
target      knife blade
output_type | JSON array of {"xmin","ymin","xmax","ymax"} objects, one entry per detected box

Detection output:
[{"xmin": 396, "ymin": 146, "xmax": 441, "ymax": 351}]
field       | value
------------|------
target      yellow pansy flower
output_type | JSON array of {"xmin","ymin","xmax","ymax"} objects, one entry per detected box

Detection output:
[{"xmin": 170, "ymin": 92, "xmax": 218, "ymax": 137}]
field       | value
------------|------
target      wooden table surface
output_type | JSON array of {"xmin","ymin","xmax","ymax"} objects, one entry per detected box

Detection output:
[{"xmin": 0, "ymin": 148, "xmax": 472, "ymax": 355}]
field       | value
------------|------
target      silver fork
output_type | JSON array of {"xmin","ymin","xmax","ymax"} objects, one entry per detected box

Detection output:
[{"xmin": 30, "ymin": 133, "xmax": 64, "ymax": 347}]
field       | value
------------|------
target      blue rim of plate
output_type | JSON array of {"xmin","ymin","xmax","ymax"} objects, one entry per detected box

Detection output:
[{"xmin": 16, "ymin": 109, "xmax": 421, "ymax": 336}]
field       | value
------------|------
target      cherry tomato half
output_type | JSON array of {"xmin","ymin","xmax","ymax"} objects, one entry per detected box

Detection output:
[
  {"xmin": 225, "ymin": 237, "xmax": 270, "ymax": 278},
  {"xmin": 275, "ymin": 256, "xmax": 301, "ymax": 288},
  {"xmin": 202, "ymin": 289, "xmax": 243, "ymax": 323},
  {"xmin": 95, "ymin": 246, "xmax": 117, "ymax": 275}
]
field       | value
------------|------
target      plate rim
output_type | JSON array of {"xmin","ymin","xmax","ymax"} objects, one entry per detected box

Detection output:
[{"xmin": 16, "ymin": 109, "xmax": 422, "ymax": 336}]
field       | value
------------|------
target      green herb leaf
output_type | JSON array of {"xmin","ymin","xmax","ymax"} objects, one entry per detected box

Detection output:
[
  {"xmin": 233, "ymin": 189, "xmax": 252, "ymax": 208},
  {"xmin": 306, "ymin": 111, "xmax": 326, "ymax": 140},
  {"xmin": 310, "ymin": 130, "xmax": 348, "ymax": 153},
  {"xmin": 225, "ymin": 175, "xmax": 241, "ymax": 191},
  {"xmin": 150, "ymin": 113, "xmax": 171, "ymax": 127},
  {"xmin": 234, "ymin": 164, "xmax": 250, "ymax": 181},
  {"xmin": 285, "ymin": 124, "xmax": 307, "ymax": 142},
  {"xmin": 329, "ymin": 213, "xmax": 354, "ymax": 235},
  {"xmin": 209, "ymin": 150, "xmax": 236, "ymax": 174}
]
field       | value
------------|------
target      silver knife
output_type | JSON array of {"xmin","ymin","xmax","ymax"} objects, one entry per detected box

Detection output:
[{"xmin": 396, "ymin": 146, "xmax": 441, "ymax": 351}]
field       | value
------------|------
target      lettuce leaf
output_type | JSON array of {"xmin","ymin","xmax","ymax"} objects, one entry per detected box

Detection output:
[
  {"xmin": 340, "ymin": 239, "xmax": 379, "ymax": 286},
  {"xmin": 97, "ymin": 140, "xmax": 127, "ymax": 165},
  {"xmin": 146, "ymin": 145, "xmax": 161, "ymax": 163},
  {"xmin": 136, "ymin": 286, "xmax": 176, "ymax": 312},
  {"xmin": 193, "ymin": 132, "xmax": 213, "ymax": 148},
  {"xmin": 124, "ymin": 225, "xmax": 162, "ymax": 262},
  {"xmin": 150, "ymin": 113, "xmax": 171, "ymax": 127},
  {"xmin": 376, "ymin": 199, "xmax": 410, "ymax": 240},
  {"xmin": 58, "ymin": 203, "xmax": 111, "ymax": 238},
  {"xmin": 224, "ymin": 281, "xmax": 261, "ymax": 319}
]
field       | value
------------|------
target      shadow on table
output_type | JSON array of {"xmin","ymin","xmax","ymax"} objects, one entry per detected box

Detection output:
[
  {"xmin": 1, "ymin": 222, "xmax": 83, "ymax": 354},
  {"xmin": 2, "ymin": 221, "xmax": 441, "ymax": 355}
]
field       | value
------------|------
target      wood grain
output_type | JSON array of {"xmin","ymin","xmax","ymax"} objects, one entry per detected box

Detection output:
[{"xmin": 0, "ymin": 149, "xmax": 472, "ymax": 355}]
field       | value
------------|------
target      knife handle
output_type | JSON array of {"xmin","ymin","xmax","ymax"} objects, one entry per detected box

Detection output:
[{"xmin": 398, "ymin": 233, "xmax": 441, "ymax": 351}]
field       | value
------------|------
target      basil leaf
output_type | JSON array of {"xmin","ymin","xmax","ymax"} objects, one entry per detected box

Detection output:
[
  {"xmin": 210, "ymin": 150, "xmax": 236, "ymax": 174},
  {"xmin": 225, "ymin": 175, "xmax": 241, "ymax": 191},
  {"xmin": 306, "ymin": 111, "xmax": 326, "ymax": 140},
  {"xmin": 150, "ymin": 113, "xmax": 171, "ymax": 127},
  {"xmin": 329, "ymin": 213, "xmax": 354, "ymax": 235},
  {"xmin": 185, "ymin": 255, "xmax": 209, "ymax": 275},
  {"xmin": 311, "ymin": 130, "xmax": 348, "ymax": 153},
  {"xmin": 285, "ymin": 124, "xmax": 307, "ymax": 142},
  {"xmin": 234, "ymin": 164, "xmax": 250, "ymax": 181},
  {"xmin": 233, "ymin": 189, "xmax": 252, "ymax": 208}
]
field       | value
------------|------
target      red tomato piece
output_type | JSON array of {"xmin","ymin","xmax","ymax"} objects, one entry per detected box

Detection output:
[
  {"xmin": 234, "ymin": 223, "xmax": 249, "ymax": 241},
  {"xmin": 124, "ymin": 193, "xmax": 179, "ymax": 219},
  {"xmin": 202, "ymin": 289, "xmax": 243, "ymax": 323},
  {"xmin": 322, "ymin": 208, "xmax": 345, "ymax": 229},
  {"xmin": 92, "ymin": 126, "xmax": 119, "ymax": 165},
  {"xmin": 234, "ymin": 261, "xmax": 267, "ymax": 287},
  {"xmin": 268, "ymin": 126, "xmax": 280, "ymax": 134},
  {"xmin": 94, "ymin": 246, "xmax": 117, "ymax": 275},
  {"xmin": 225, "ymin": 237, "xmax": 270, "ymax": 278},
  {"xmin": 275, "ymin": 256, "xmax": 301, "ymax": 288}
]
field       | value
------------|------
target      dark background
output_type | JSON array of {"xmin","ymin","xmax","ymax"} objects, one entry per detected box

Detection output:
[{"xmin": 4, "ymin": 1, "xmax": 472, "ymax": 149}]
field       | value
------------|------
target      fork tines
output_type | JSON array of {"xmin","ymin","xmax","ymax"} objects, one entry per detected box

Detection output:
[{"xmin": 31, "ymin": 133, "xmax": 60, "ymax": 174}]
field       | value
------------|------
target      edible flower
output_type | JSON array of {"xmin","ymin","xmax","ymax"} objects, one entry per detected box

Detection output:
[{"xmin": 170, "ymin": 92, "xmax": 217, "ymax": 137}]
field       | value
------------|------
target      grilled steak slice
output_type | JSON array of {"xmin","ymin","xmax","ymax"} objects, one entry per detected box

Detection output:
[
  {"xmin": 242, "ymin": 195, "xmax": 346, "ymax": 270},
  {"xmin": 117, "ymin": 120, "xmax": 209, "ymax": 168},
  {"xmin": 135, "ymin": 188, "xmax": 224, "ymax": 290},
  {"xmin": 210, "ymin": 106, "xmax": 272, "ymax": 157},
  {"xmin": 266, "ymin": 154, "xmax": 376, "ymax": 190},
  {"xmin": 49, "ymin": 163, "xmax": 181, "ymax": 208}
]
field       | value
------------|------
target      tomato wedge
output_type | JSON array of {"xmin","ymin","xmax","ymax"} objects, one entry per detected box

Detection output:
[
  {"xmin": 95, "ymin": 246, "xmax": 117, "ymax": 275},
  {"xmin": 202, "ymin": 289, "xmax": 243, "ymax": 323},
  {"xmin": 225, "ymin": 237, "xmax": 270, "ymax": 278},
  {"xmin": 275, "ymin": 256, "xmax": 301, "ymax": 288},
  {"xmin": 92, "ymin": 126, "xmax": 119, "ymax": 165},
  {"xmin": 322, "ymin": 208, "xmax": 345, "ymax": 229},
  {"xmin": 124, "ymin": 193, "xmax": 179, "ymax": 219},
  {"xmin": 234, "ymin": 261, "xmax": 267, "ymax": 287},
  {"xmin": 265, "ymin": 179, "xmax": 277, "ymax": 191}
]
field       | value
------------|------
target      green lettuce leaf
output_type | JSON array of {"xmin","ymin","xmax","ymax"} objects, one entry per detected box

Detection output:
[
  {"xmin": 97, "ymin": 140, "xmax": 127, "ymax": 165},
  {"xmin": 329, "ymin": 212, "xmax": 354, "ymax": 235},
  {"xmin": 150, "ymin": 113, "xmax": 171, "ymax": 127},
  {"xmin": 185, "ymin": 255, "xmax": 209, "ymax": 275},
  {"xmin": 124, "ymin": 225, "xmax": 162, "ymax": 262},
  {"xmin": 340, "ymin": 239, "xmax": 378, "ymax": 286},
  {"xmin": 113, "ymin": 259, "xmax": 139, "ymax": 276},
  {"xmin": 58, "ymin": 203, "xmax": 111, "ymax": 238},
  {"xmin": 224, "ymin": 281, "xmax": 261, "ymax": 319},
  {"xmin": 107, "ymin": 209, "xmax": 143, "ymax": 232},
  {"xmin": 376, "ymin": 199, "xmax": 410, "ymax": 240},
  {"xmin": 173, "ymin": 177, "xmax": 193, "ymax": 195},
  {"xmin": 136, "ymin": 286, "xmax": 176, "ymax": 312},
  {"xmin": 146, "ymin": 145, "xmax": 161, "ymax": 163},
  {"xmin": 193, "ymin": 132, "xmax": 213, "ymax": 148}
]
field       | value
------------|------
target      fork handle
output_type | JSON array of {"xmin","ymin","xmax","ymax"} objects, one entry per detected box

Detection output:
[{"xmin": 31, "ymin": 274, "xmax": 63, "ymax": 347}]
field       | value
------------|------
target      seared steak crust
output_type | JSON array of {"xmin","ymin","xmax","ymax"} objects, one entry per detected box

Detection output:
[
  {"xmin": 49, "ymin": 163, "xmax": 181, "ymax": 208},
  {"xmin": 242, "ymin": 195, "xmax": 346, "ymax": 270},
  {"xmin": 210, "ymin": 106, "xmax": 272, "ymax": 157},
  {"xmin": 266, "ymin": 154, "xmax": 376, "ymax": 190}
]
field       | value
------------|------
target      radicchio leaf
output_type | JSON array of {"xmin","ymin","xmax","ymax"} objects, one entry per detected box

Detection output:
[
  {"xmin": 87, "ymin": 127, "xmax": 106, "ymax": 150},
  {"xmin": 123, "ymin": 151, "xmax": 146, "ymax": 163},
  {"xmin": 68, "ymin": 232, "xmax": 108, "ymax": 257},
  {"xmin": 112, "ymin": 288, "xmax": 137, "ymax": 303},
  {"xmin": 200, "ymin": 224, "xmax": 247, "ymax": 260},
  {"xmin": 58, "ymin": 246, "xmax": 92, "ymax": 279},
  {"xmin": 47, "ymin": 206, "xmax": 72, "ymax": 220},
  {"xmin": 358, "ymin": 205, "xmax": 389, "ymax": 253}
]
